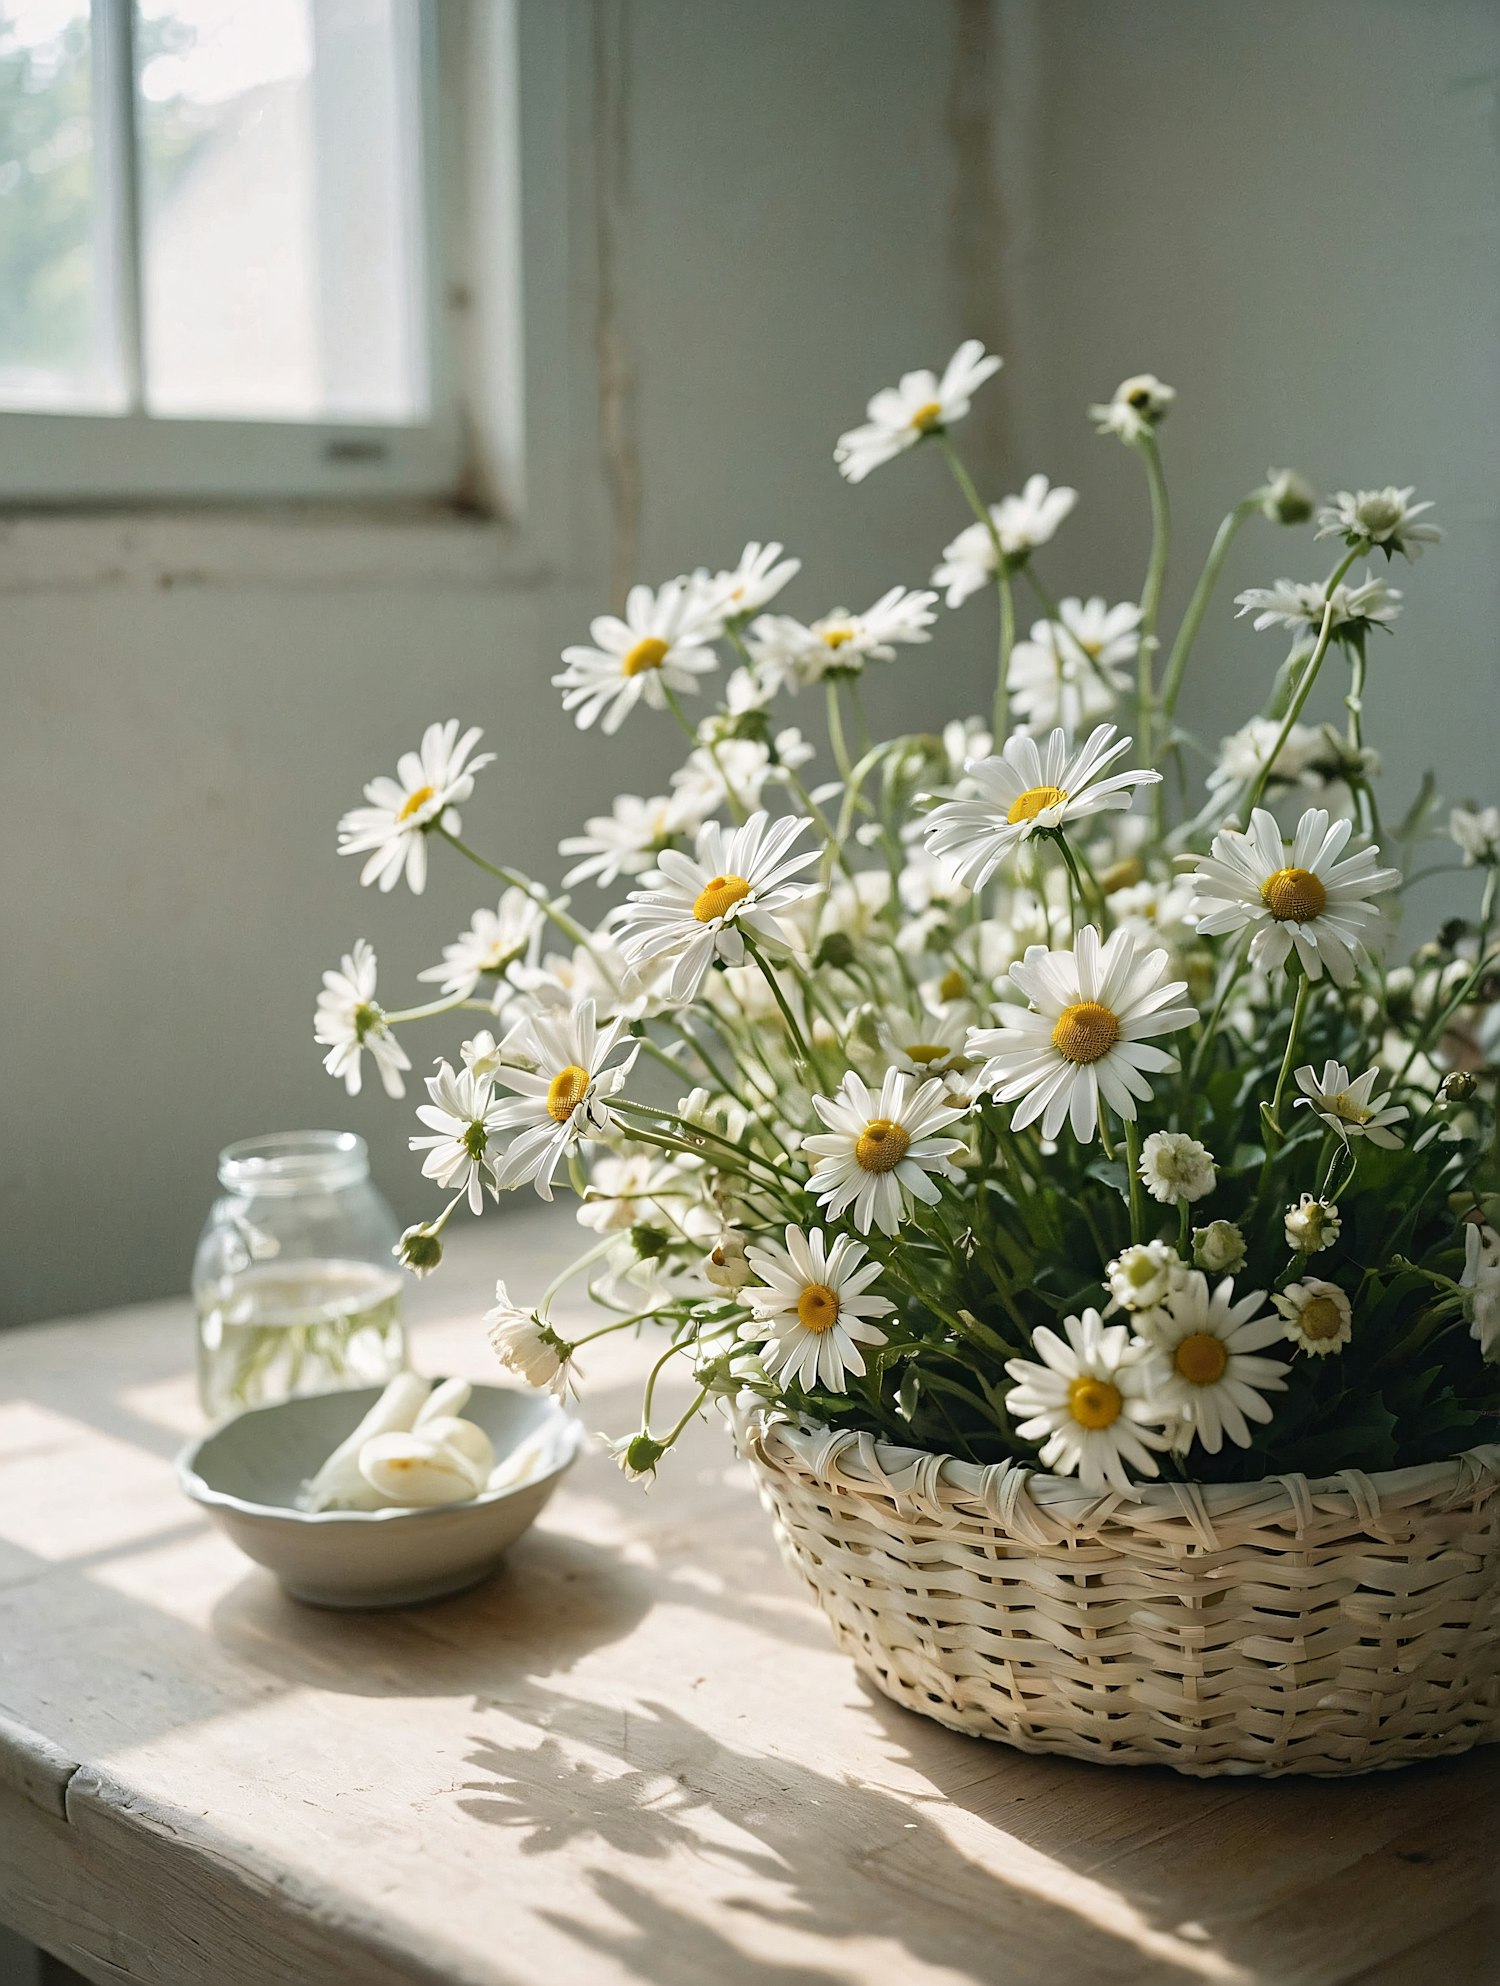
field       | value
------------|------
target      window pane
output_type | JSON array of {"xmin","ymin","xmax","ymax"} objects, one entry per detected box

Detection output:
[
  {"xmin": 137, "ymin": 0, "xmax": 425, "ymax": 423},
  {"xmin": 0, "ymin": 0, "xmax": 121, "ymax": 411}
]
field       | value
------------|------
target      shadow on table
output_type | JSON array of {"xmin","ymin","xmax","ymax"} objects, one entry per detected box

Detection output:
[
  {"xmin": 209, "ymin": 1526, "xmax": 657, "ymax": 1700},
  {"xmin": 449, "ymin": 1671, "xmax": 1500, "ymax": 1986},
  {"xmin": 452, "ymin": 1691, "xmax": 1224, "ymax": 1986}
]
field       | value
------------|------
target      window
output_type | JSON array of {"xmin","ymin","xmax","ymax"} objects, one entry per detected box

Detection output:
[{"xmin": 0, "ymin": 0, "xmax": 461, "ymax": 502}]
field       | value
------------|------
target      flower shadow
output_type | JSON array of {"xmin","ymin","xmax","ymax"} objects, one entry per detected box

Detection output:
[{"xmin": 452, "ymin": 1693, "xmax": 1221, "ymax": 1985}]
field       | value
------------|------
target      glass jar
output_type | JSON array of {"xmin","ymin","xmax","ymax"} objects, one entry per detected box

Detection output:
[{"xmin": 192, "ymin": 1132, "xmax": 407, "ymax": 1420}]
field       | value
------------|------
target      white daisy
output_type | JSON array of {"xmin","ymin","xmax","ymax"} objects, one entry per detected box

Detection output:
[
  {"xmin": 834, "ymin": 338, "xmax": 1002, "ymax": 484},
  {"xmin": 336, "ymin": 720, "xmax": 495, "ymax": 895},
  {"xmin": 512, "ymin": 933, "xmax": 647, "ymax": 1023},
  {"xmin": 1206, "ymin": 719, "xmax": 1332, "ymax": 811},
  {"xmin": 747, "ymin": 586, "xmax": 938, "ymax": 690},
  {"xmin": 488, "ymin": 999, "xmax": 639, "ymax": 1201},
  {"xmin": 878, "ymin": 1003, "xmax": 974, "ymax": 1084},
  {"xmin": 686, "ymin": 541, "xmax": 801, "ymax": 625},
  {"xmin": 969, "ymin": 924, "xmax": 1198, "ymax": 1144},
  {"xmin": 485, "ymin": 1280, "xmax": 576, "ymax": 1398},
  {"xmin": 575, "ymin": 1150, "xmax": 676, "ymax": 1235},
  {"xmin": 1105, "ymin": 1240, "xmax": 1187, "ymax": 1315},
  {"xmin": 923, "ymin": 723, "xmax": 1159, "ymax": 891},
  {"xmin": 1450, "ymin": 805, "xmax": 1500, "ymax": 868},
  {"xmin": 1139, "ymin": 1273, "xmax": 1289, "ymax": 1455},
  {"xmin": 803, "ymin": 1069, "xmax": 966, "ymax": 1236},
  {"xmin": 1188, "ymin": 806, "xmax": 1400, "ymax": 986},
  {"xmin": 931, "ymin": 475, "xmax": 1078, "ymax": 606},
  {"xmin": 613, "ymin": 812, "xmax": 817, "ymax": 1005},
  {"xmin": 1274, "ymin": 1277, "xmax": 1353, "ymax": 1357},
  {"xmin": 409, "ymin": 1061, "xmax": 508, "ymax": 1214},
  {"xmin": 1089, "ymin": 374, "xmax": 1175, "ymax": 443},
  {"xmin": 1192, "ymin": 1221, "xmax": 1247, "ymax": 1275},
  {"xmin": 554, "ymin": 581, "xmax": 720, "ymax": 735},
  {"xmin": 559, "ymin": 792, "xmax": 703, "ymax": 890},
  {"xmin": 313, "ymin": 940, "xmax": 411, "ymax": 1098},
  {"xmin": 1003, "ymin": 1311, "xmax": 1167, "ymax": 1494},
  {"xmin": 1292, "ymin": 1060, "xmax": 1408, "ymax": 1149},
  {"xmin": 1233, "ymin": 572, "xmax": 1402, "ymax": 638},
  {"xmin": 1138, "ymin": 1131, "xmax": 1216, "ymax": 1206},
  {"xmin": 669, "ymin": 736, "xmax": 791, "ymax": 818},
  {"xmin": 1007, "ymin": 597, "xmax": 1142, "ymax": 731},
  {"xmin": 739, "ymin": 1225, "xmax": 895, "ymax": 1392},
  {"xmin": 418, "ymin": 888, "xmax": 544, "ymax": 998},
  {"xmin": 1462, "ymin": 1222, "xmax": 1500, "ymax": 1361},
  {"xmin": 1315, "ymin": 486, "xmax": 1440, "ymax": 561},
  {"xmin": 1284, "ymin": 1193, "xmax": 1341, "ymax": 1253}
]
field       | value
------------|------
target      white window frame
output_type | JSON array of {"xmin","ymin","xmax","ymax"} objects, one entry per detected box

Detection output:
[{"xmin": 0, "ymin": 0, "xmax": 466, "ymax": 506}]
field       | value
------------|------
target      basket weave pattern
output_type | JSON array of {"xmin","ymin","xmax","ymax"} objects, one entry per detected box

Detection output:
[{"xmin": 733, "ymin": 1408, "xmax": 1500, "ymax": 1777}]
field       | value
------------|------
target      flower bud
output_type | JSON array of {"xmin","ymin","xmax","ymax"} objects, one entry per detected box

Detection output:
[
  {"xmin": 1441, "ymin": 1071, "xmax": 1477, "ymax": 1104},
  {"xmin": 815, "ymin": 931, "xmax": 857, "ymax": 971},
  {"xmin": 1193, "ymin": 1220, "xmax": 1247, "ymax": 1274},
  {"xmin": 1284, "ymin": 1194, "xmax": 1341, "ymax": 1254},
  {"xmin": 609, "ymin": 1432, "xmax": 667, "ymax": 1482},
  {"xmin": 703, "ymin": 1233, "xmax": 752, "ymax": 1291},
  {"xmin": 1260, "ymin": 469, "xmax": 1316, "ymax": 525},
  {"xmin": 394, "ymin": 1224, "xmax": 444, "ymax": 1277}
]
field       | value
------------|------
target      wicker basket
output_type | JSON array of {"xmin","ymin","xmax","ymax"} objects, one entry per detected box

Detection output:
[{"xmin": 732, "ymin": 1406, "xmax": 1500, "ymax": 1777}]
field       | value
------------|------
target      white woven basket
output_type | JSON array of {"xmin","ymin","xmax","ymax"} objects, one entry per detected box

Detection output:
[{"xmin": 732, "ymin": 1407, "xmax": 1500, "ymax": 1777}]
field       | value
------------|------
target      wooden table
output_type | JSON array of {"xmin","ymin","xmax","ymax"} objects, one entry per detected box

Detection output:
[{"xmin": 2, "ymin": 1209, "xmax": 1497, "ymax": 1986}]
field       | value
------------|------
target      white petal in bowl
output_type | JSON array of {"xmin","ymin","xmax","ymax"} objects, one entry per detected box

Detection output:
[
  {"xmin": 357, "ymin": 1429, "xmax": 486, "ymax": 1506},
  {"xmin": 178, "ymin": 1382, "xmax": 583, "ymax": 1609}
]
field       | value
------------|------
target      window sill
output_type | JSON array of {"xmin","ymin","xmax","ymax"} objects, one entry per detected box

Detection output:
[{"xmin": 0, "ymin": 503, "xmax": 555, "ymax": 594}]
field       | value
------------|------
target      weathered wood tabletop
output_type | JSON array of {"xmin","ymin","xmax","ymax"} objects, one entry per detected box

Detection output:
[{"xmin": 2, "ymin": 1208, "xmax": 1497, "ymax": 1986}]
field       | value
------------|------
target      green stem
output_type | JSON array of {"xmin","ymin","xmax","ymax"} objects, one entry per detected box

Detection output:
[
  {"xmin": 1135, "ymin": 434, "xmax": 1171, "ymax": 768},
  {"xmin": 384, "ymin": 991, "xmax": 469, "ymax": 1026},
  {"xmin": 1123, "ymin": 1116, "xmax": 1145, "ymax": 1244},
  {"xmin": 1244, "ymin": 544, "xmax": 1365, "ymax": 815},
  {"xmin": 743, "ymin": 936, "xmax": 822, "ymax": 1078},
  {"xmin": 438, "ymin": 831, "xmax": 598, "ymax": 955},
  {"xmin": 825, "ymin": 679, "xmax": 853, "ymax": 784},
  {"xmin": 664, "ymin": 684, "xmax": 747, "ymax": 823},
  {"xmin": 1263, "ymin": 973, "xmax": 1310, "ymax": 1151},
  {"xmin": 540, "ymin": 1233, "xmax": 620, "ymax": 1312},
  {"xmin": 1158, "ymin": 501, "xmax": 1254, "ymax": 728},
  {"xmin": 994, "ymin": 568, "xmax": 1015, "ymax": 745}
]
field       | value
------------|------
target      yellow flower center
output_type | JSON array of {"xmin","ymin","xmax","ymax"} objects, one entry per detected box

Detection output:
[
  {"xmin": 1007, "ymin": 783, "xmax": 1068, "ymax": 826},
  {"xmin": 909, "ymin": 400, "xmax": 944, "ymax": 432},
  {"xmin": 397, "ymin": 783, "xmax": 436, "ymax": 822},
  {"xmin": 1261, "ymin": 865, "xmax": 1327, "ymax": 922},
  {"xmin": 1325, "ymin": 1090, "xmax": 1374, "ymax": 1126},
  {"xmin": 1051, "ymin": 1000, "xmax": 1121, "ymax": 1066},
  {"xmin": 904, "ymin": 1043, "xmax": 950, "ymax": 1065},
  {"xmin": 1299, "ymin": 1295, "xmax": 1346, "ymax": 1342},
  {"xmin": 796, "ymin": 1282, "xmax": 841, "ymax": 1333},
  {"xmin": 693, "ymin": 873, "xmax": 752, "ymax": 923},
  {"xmin": 854, "ymin": 1118, "xmax": 911, "ymax": 1173},
  {"xmin": 621, "ymin": 635, "xmax": 670, "ymax": 677},
  {"xmin": 546, "ymin": 1064, "xmax": 591, "ymax": 1123},
  {"xmin": 1068, "ymin": 1376, "xmax": 1123, "ymax": 1430},
  {"xmin": 1173, "ymin": 1332, "xmax": 1228, "ymax": 1386},
  {"xmin": 937, "ymin": 968, "xmax": 968, "ymax": 1004},
  {"xmin": 820, "ymin": 625, "xmax": 856, "ymax": 650}
]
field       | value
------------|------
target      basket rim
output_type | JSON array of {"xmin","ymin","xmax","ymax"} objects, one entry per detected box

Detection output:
[{"xmin": 730, "ymin": 1401, "xmax": 1500, "ymax": 1537}]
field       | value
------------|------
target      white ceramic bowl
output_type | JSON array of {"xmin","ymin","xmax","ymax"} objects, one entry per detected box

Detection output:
[{"xmin": 178, "ymin": 1382, "xmax": 583, "ymax": 1608}]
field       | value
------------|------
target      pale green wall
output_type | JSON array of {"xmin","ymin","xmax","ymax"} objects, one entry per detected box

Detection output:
[{"xmin": 997, "ymin": 0, "xmax": 1500, "ymax": 850}]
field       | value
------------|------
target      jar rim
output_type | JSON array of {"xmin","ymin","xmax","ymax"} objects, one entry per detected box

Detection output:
[{"xmin": 218, "ymin": 1131, "xmax": 369, "ymax": 1193}]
